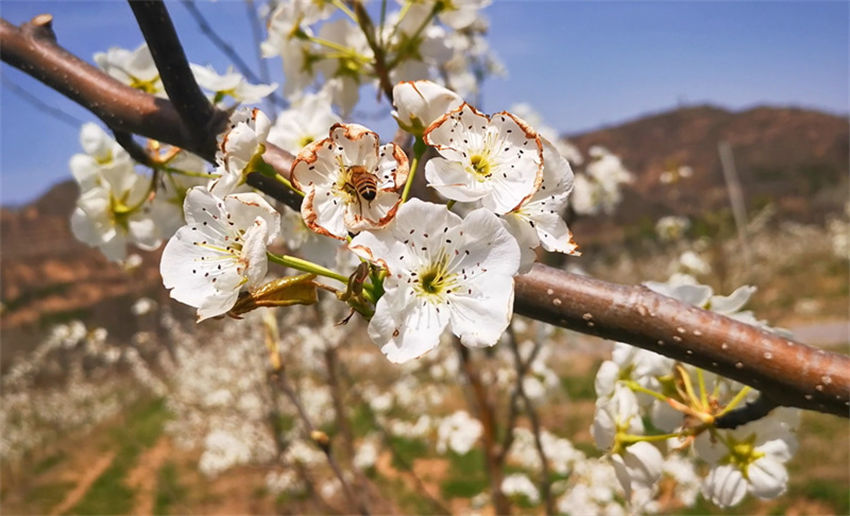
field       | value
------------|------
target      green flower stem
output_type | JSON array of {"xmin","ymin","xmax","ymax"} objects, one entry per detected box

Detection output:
[
  {"xmin": 268, "ymin": 252, "xmax": 348, "ymax": 284},
  {"xmin": 331, "ymin": 0, "xmax": 358, "ymax": 23},
  {"xmin": 401, "ymin": 137, "xmax": 425, "ymax": 202},
  {"xmin": 386, "ymin": 4, "xmax": 440, "ymax": 70},
  {"xmin": 677, "ymin": 364, "xmax": 702, "ymax": 410},
  {"xmin": 618, "ymin": 432, "xmax": 681, "ymax": 445},
  {"xmin": 308, "ymin": 36, "xmax": 372, "ymax": 63},
  {"xmin": 445, "ymin": 200, "xmax": 456, "ymax": 210},
  {"xmin": 622, "ymin": 380, "xmax": 669, "ymax": 403},
  {"xmin": 697, "ymin": 369, "xmax": 709, "ymax": 408},
  {"xmin": 714, "ymin": 386, "xmax": 753, "ymax": 418}
]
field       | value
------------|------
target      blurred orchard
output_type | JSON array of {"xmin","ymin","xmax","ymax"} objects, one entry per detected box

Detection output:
[{"xmin": 1, "ymin": 1, "xmax": 848, "ymax": 515}]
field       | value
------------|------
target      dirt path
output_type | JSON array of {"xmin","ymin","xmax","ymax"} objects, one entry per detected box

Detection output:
[
  {"xmin": 50, "ymin": 451, "xmax": 116, "ymax": 515},
  {"xmin": 125, "ymin": 436, "xmax": 172, "ymax": 516}
]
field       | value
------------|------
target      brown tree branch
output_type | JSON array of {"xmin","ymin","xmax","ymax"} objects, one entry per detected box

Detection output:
[
  {"xmin": 506, "ymin": 327, "xmax": 555, "ymax": 515},
  {"xmin": 269, "ymin": 364, "xmax": 370, "ymax": 515},
  {"xmin": 455, "ymin": 341, "xmax": 511, "ymax": 514},
  {"xmin": 2, "ymin": 13, "xmax": 848, "ymax": 418},
  {"xmin": 128, "ymin": 0, "xmax": 221, "ymax": 154}
]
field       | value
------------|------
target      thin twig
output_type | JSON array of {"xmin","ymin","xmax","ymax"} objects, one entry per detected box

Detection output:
[
  {"xmin": 112, "ymin": 129, "xmax": 154, "ymax": 167},
  {"xmin": 336, "ymin": 359, "xmax": 452, "ymax": 515},
  {"xmin": 351, "ymin": 0, "xmax": 394, "ymax": 102},
  {"xmin": 2, "ymin": 76, "xmax": 84, "ymax": 127},
  {"xmin": 715, "ymin": 394, "xmax": 779, "ymax": 429},
  {"xmin": 180, "ymin": 0, "xmax": 284, "ymax": 109},
  {"xmin": 455, "ymin": 341, "xmax": 511, "ymax": 514},
  {"xmin": 270, "ymin": 364, "xmax": 370, "ymax": 515},
  {"xmin": 506, "ymin": 326, "xmax": 555, "ymax": 515}
]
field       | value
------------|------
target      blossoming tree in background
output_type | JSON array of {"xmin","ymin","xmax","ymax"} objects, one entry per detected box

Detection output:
[{"xmin": 1, "ymin": 1, "xmax": 848, "ymax": 514}]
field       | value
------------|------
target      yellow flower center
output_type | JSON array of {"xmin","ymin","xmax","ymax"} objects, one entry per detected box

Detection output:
[
  {"xmin": 414, "ymin": 251, "xmax": 457, "ymax": 300},
  {"xmin": 469, "ymin": 154, "xmax": 491, "ymax": 179},
  {"xmin": 723, "ymin": 433, "xmax": 765, "ymax": 477}
]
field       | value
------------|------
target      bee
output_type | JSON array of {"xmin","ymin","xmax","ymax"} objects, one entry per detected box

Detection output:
[{"xmin": 345, "ymin": 165, "xmax": 377, "ymax": 203}]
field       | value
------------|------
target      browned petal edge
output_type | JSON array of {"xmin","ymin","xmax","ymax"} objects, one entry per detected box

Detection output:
[
  {"xmin": 391, "ymin": 80, "xmax": 418, "ymax": 110},
  {"xmin": 347, "ymin": 241, "xmax": 391, "ymax": 275},
  {"xmin": 422, "ymin": 102, "xmax": 488, "ymax": 149},
  {"xmin": 345, "ymin": 192, "xmax": 403, "ymax": 233},
  {"xmin": 299, "ymin": 187, "xmax": 347, "ymax": 241},
  {"xmin": 289, "ymin": 137, "xmax": 330, "ymax": 192},
  {"xmin": 330, "ymin": 122, "xmax": 379, "ymax": 152},
  {"xmin": 563, "ymin": 229, "xmax": 581, "ymax": 256},
  {"xmin": 497, "ymin": 110, "xmax": 544, "ymax": 213},
  {"xmin": 216, "ymin": 108, "xmax": 257, "ymax": 155},
  {"xmin": 382, "ymin": 142, "xmax": 410, "ymax": 190}
]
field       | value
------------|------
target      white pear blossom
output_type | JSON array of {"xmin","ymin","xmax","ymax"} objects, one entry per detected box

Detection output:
[
  {"xmin": 609, "ymin": 441, "xmax": 663, "ymax": 500},
  {"xmin": 94, "ymin": 43, "xmax": 163, "ymax": 95},
  {"xmin": 211, "ymin": 108, "xmax": 272, "ymax": 195},
  {"xmin": 267, "ymin": 89, "xmax": 341, "ymax": 154},
  {"xmin": 315, "ymin": 19, "xmax": 373, "ymax": 114},
  {"xmin": 160, "ymin": 187, "xmax": 280, "ymax": 321},
  {"xmin": 424, "ymin": 103, "xmax": 543, "ymax": 214},
  {"xmin": 504, "ymin": 138, "xmax": 579, "ymax": 271},
  {"xmin": 279, "ymin": 208, "xmax": 351, "ymax": 271},
  {"xmin": 436, "ymin": 0, "xmax": 492, "ymax": 30},
  {"xmin": 655, "ymin": 215, "xmax": 690, "ymax": 241},
  {"xmin": 150, "ymin": 150, "xmax": 211, "ymax": 238},
  {"xmin": 190, "ymin": 64, "xmax": 278, "ymax": 104},
  {"xmin": 436, "ymin": 410, "xmax": 482, "ymax": 455},
  {"xmin": 571, "ymin": 146, "xmax": 632, "ymax": 216},
  {"xmin": 291, "ymin": 123, "xmax": 409, "ymax": 240},
  {"xmin": 697, "ymin": 409, "xmax": 799, "ymax": 507},
  {"xmin": 349, "ymin": 199, "xmax": 520, "ymax": 362},
  {"xmin": 501, "ymin": 473, "xmax": 540, "ymax": 504},
  {"xmin": 69, "ymin": 125, "xmax": 159, "ymax": 262},
  {"xmin": 70, "ymin": 123, "xmax": 134, "ymax": 190},
  {"xmin": 392, "ymin": 80, "xmax": 463, "ymax": 136},
  {"xmin": 678, "ymin": 250, "xmax": 711, "ymax": 275}
]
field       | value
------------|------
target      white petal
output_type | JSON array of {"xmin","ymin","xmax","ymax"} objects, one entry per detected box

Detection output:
[
  {"xmin": 702, "ymin": 464, "xmax": 747, "ymax": 508},
  {"xmin": 241, "ymin": 217, "xmax": 271, "ymax": 290},
  {"xmin": 747, "ymin": 458, "xmax": 787, "ymax": 499},
  {"xmin": 424, "ymin": 157, "xmax": 489, "ymax": 202},
  {"xmin": 448, "ymin": 276, "xmax": 514, "ymax": 348},
  {"xmin": 594, "ymin": 360, "xmax": 619, "ymax": 398},
  {"xmin": 368, "ymin": 285, "xmax": 447, "ymax": 363}
]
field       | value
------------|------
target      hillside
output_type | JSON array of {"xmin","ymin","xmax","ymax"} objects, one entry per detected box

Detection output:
[
  {"xmin": 568, "ymin": 105, "xmax": 848, "ymax": 249},
  {"xmin": 1, "ymin": 104, "xmax": 847, "ymax": 344}
]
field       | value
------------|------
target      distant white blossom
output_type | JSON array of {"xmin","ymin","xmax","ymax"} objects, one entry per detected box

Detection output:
[
  {"xmin": 436, "ymin": 410, "xmax": 482, "ymax": 455},
  {"xmin": 190, "ymin": 64, "xmax": 278, "ymax": 104}
]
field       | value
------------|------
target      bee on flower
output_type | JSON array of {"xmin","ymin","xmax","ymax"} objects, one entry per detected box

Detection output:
[{"xmin": 291, "ymin": 123, "xmax": 409, "ymax": 240}]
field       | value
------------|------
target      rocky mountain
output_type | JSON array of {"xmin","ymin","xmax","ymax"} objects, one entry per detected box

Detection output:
[{"xmin": 1, "ymin": 104, "xmax": 847, "ymax": 345}]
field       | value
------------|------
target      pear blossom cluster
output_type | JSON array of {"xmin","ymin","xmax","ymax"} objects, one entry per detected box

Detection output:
[
  {"xmin": 591, "ymin": 275, "xmax": 801, "ymax": 509},
  {"xmin": 260, "ymin": 0, "xmax": 501, "ymax": 113},
  {"xmin": 96, "ymin": 42, "xmax": 277, "ymax": 105},
  {"xmin": 43, "ymin": 4, "xmax": 834, "ymax": 512}
]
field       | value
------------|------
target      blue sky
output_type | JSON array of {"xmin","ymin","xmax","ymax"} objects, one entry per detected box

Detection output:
[{"xmin": 1, "ymin": 1, "xmax": 847, "ymax": 206}]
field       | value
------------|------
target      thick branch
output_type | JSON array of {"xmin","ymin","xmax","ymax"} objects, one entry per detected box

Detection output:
[
  {"xmin": 129, "ymin": 0, "xmax": 220, "ymax": 154},
  {"xmin": 0, "ymin": 16, "xmax": 209, "ymax": 158},
  {"xmin": 2, "ymin": 14, "xmax": 848, "ymax": 419},
  {"xmin": 514, "ymin": 266, "xmax": 850, "ymax": 418}
]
